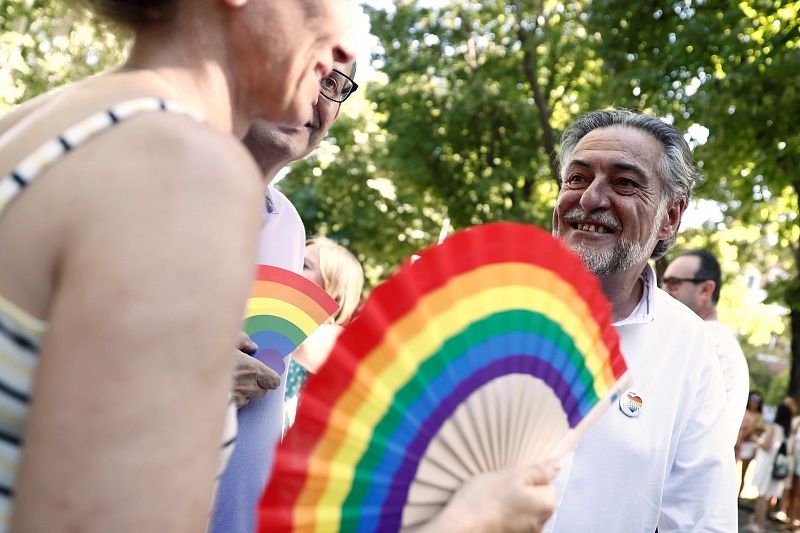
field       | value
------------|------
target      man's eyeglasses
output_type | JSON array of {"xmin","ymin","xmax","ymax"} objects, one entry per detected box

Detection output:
[
  {"xmin": 661, "ymin": 277, "xmax": 709, "ymax": 290},
  {"xmin": 319, "ymin": 69, "xmax": 358, "ymax": 103}
]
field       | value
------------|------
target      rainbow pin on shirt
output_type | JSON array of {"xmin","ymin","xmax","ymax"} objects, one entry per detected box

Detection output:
[
  {"xmin": 244, "ymin": 265, "xmax": 339, "ymax": 375},
  {"xmin": 619, "ymin": 390, "xmax": 644, "ymax": 418}
]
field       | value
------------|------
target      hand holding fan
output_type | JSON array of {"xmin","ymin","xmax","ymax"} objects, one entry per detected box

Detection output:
[
  {"xmin": 244, "ymin": 265, "xmax": 339, "ymax": 375},
  {"xmin": 259, "ymin": 223, "xmax": 631, "ymax": 532}
]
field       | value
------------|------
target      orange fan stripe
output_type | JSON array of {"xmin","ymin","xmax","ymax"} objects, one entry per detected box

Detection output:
[
  {"xmin": 247, "ymin": 280, "xmax": 334, "ymax": 325},
  {"xmin": 253, "ymin": 264, "xmax": 339, "ymax": 317}
]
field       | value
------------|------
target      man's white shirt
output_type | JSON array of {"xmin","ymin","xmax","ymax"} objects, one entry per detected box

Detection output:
[
  {"xmin": 545, "ymin": 264, "xmax": 737, "ymax": 532},
  {"xmin": 705, "ymin": 319, "xmax": 749, "ymax": 447}
]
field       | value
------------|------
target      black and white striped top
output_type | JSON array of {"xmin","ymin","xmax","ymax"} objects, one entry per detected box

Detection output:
[{"xmin": 0, "ymin": 98, "xmax": 236, "ymax": 531}]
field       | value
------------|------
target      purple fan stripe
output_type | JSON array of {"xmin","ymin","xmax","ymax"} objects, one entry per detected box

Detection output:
[{"xmin": 377, "ymin": 355, "xmax": 571, "ymax": 531}]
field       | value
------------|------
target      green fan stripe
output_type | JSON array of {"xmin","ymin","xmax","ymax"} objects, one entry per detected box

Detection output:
[
  {"xmin": 339, "ymin": 308, "xmax": 598, "ymax": 527},
  {"xmin": 243, "ymin": 315, "xmax": 306, "ymax": 346}
]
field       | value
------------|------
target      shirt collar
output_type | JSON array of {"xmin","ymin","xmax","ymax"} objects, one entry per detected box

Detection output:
[
  {"xmin": 264, "ymin": 186, "xmax": 279, "ymax": 215},
  {"xmin": 613, "ymin": 262, "xmax": 656, "ymax": 326}
]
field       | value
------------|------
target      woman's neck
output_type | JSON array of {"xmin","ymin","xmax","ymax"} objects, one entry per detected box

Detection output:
[{"xmin": 123, "ymin": 22, "xmax": 249, "ymax": 137}]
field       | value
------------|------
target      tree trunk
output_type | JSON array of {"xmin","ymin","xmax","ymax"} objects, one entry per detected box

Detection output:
[
  {"xmin": 519, "ymin": 38, "xmax": 560, "ymax": 187},
  {"xmin": 785, "ymin": 181, "xmax": 799, "ymax": 402},
  {"xmin": 515, "ymin": 1, "xmax": 560, "ymax": 190},
  {"xmin": 789, "ymin": 308, "xmax": 800, "ymax": 402}
]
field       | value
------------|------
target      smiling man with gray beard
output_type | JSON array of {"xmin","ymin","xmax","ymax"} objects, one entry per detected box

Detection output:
[{"xmin": 546, "ymin": 109, "xmax": 736, "ymax": 532}]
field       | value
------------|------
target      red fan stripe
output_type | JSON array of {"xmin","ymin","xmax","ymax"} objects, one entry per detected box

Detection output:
[
  {"xmin": 331, "ymin": 224, "xmax": 615, "ymax": 377},
  {"xmin": 253, "ymin": 265, "xmax": 339, "ymax": 316},
  {"xmin": 248, "ymin": 280, "xmax": 335, "ymax": 325}
]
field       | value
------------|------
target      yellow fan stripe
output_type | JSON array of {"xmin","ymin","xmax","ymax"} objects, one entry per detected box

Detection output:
[
  {"xmin": 245, "ymin": 297, "xmax": 319, "ymax": 336},
  {"xmin": 297, "ymin": 262, "xmax": 611, "ymax": 528}
]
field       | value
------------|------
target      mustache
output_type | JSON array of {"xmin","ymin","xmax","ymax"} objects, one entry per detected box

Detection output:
[{"xmin": 562, "ymin": 208, "xmax": 622, "ymax": 232}]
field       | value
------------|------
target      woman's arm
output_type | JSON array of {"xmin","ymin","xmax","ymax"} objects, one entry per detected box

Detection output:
[
  {"xmin": 760, "ymin": 425, "xmax": 776, "ymax": 451},
  {"xmin": 11, "ymin": 117, "xmax": 263, "ymax": 532}
]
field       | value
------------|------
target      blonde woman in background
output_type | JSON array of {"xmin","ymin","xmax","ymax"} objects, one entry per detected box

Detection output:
[{"xmin": 284, "ymin": 237, "xmax": 364, "ymax": 430}]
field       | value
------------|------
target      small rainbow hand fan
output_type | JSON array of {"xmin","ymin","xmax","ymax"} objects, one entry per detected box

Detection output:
[
  {"xmin": 259, "ymin": 223, "xmax": 631, "ymax": 532},
  {"xmin": 244, "ymin": 265, "xmax": 339, "ymax": 375}
]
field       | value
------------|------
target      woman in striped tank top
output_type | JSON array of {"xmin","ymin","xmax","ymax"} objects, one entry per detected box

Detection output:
[{"xmin": 0, "ymin": 0, "xmax": 353, "ymax": 530}]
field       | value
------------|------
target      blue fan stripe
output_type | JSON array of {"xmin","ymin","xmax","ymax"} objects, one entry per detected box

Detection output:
[
  {"xmin": 356, "ymin": 330, "xmax": 589, "ymax": 532},
  {"xmin": 249, "ymin": 330, "xmax": 297, "ymax": 358}
]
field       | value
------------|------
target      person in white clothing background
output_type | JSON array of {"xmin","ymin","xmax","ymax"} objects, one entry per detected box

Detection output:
[
  {"xmin": 548, "ymin": 109, "xmax": 736, "ymax": 532},
  {"xmin": 745, "ymin": 402, "xmax": 793, "ymax": 533},
  {"xmin": 737, "ymin": 392, "xmax": 766, "ymax": 496},
  {"xmin": 663, "ymin": 248, "xmax": 750, "ymax": 447}
]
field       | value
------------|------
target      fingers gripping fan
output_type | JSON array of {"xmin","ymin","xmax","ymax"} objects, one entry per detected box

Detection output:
[
  {"xmin": 244, "ymin": 265, "xmax": 339, "ymax": 375},
  {"xmin": 259, "ymin": 223, "xmax": 631, "ymax": 532}
]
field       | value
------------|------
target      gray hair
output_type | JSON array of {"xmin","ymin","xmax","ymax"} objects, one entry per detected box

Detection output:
[{"xmin": 558, "ymin": 109, "xmax": 703, "ymax": 260}]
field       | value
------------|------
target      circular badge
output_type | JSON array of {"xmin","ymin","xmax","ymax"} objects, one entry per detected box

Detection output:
[{"xmin": 619, "ymin": 390, "xmax": 643, "ymax": 418}]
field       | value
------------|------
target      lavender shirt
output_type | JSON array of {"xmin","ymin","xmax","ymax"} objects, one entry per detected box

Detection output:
[{"xmin": 210, "ymin": 186, "xmax": 305, "ymax": 533}]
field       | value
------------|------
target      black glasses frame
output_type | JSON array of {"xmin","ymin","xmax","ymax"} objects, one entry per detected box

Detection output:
[
  {"xmin": 662, "ymin": 277, "xmax": 709, "ymax": 288},
  {"xmin": 319, "ymin": 68, "xmax": 358, "ymax": 104}
]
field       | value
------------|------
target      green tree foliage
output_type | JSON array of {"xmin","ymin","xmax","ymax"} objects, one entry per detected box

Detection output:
[
  {"xmin": 585, "ymin": 0, "xmax": 800, "ymax": 396},
  {"xmin": 278, "ymin": 108, "xmax": 448, "ymax": 282},
  {"xmin": 1, "ymin": 0, "xmax": 794, "ymax": 386},
  {"xmin": 766, "ymin": 368, "xmax": 791, "ymax": 407},
  {"xmin": 285, "ymin": 1, "xmax": 795, "ymax": 378},
  {"xmin": 748, "ymin": 354, "xmax": 775, "ymax": 398},
  {"xmin": 0, "ymin": 0, "xmax": 126, "ymax": 112},
  {"xmin": 289, "ymin": 0, "xmax": 608, "ymax": 276}
]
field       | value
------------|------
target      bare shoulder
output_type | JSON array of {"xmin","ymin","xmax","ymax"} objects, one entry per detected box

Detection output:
[
  {"xmin": 0, "ymin": 106, "xmax": 263, "ymax": 319},
  {"xmin": 45, "ymin": 109, "xmax": 265, "ymax": 230},
  {"xmin": 58, "ymin": 110, "xmax": 266, "ymax": 250},
  {"xmin": 0, "ymin": 90, "xmax": 59, "ymax": 137},
  {"xmin": 107, "ymin": 111, "xmax": 261, "ymax": 193}
]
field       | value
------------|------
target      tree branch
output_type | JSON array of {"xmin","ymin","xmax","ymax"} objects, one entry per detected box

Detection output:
[
  {"xmin": 518, "ymin": 24, "xmax": 560, "ymax": 186},
  {"xmin": 790, "ymin": 180, "xmax": 800, "ymax": 270}
]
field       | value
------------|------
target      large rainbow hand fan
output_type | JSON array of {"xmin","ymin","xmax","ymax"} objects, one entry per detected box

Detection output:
[
  {"xmin": 259, "ymin": 223, "xmax": 630, "ymax": 532},
  {"xmin": 245, "ymin": 265, "xmax": 339, "ymax": 375}
]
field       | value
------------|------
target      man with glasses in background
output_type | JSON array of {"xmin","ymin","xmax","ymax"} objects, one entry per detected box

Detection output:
[
  {"xmin": 211, "ymin": 61, "xmax": 358, "ymax": 533},
  {"xmin": 663, "ymin": 249, "xmax": 749, "ymax": 447}
]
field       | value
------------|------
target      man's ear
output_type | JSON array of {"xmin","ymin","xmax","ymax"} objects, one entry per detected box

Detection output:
[
  {"xmin": 702, "ymin": 280, "xmax": 716, "ymax": 301},
  {"xmin": 657, "ymin": 197, "xmax": 687, "ymax": 240}
]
